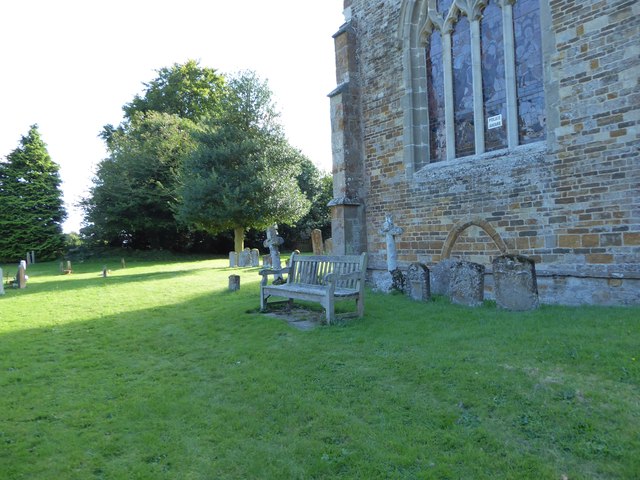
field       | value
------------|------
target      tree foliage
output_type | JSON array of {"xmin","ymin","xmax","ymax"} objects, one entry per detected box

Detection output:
[
  {"xmin": 0, "ymin": 125, "xmax": 66, "ymax": 261},
  {"xmin": 123, "ymin": 60, "xmax": 227, "ymax": 122},
  {"xmin": 176, "ymin": 72, "xmax": 310, "ymax": 252},
  {"xmin": 82, "ymin": 112, "xmax": 197, "ymax": 249}
]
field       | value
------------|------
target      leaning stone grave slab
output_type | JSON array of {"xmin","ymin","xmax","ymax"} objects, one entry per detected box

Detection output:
[
  {"xmin": 493, "ymin": 254, "xmax": 539, "ymax": 311},
  {"xmin": 430, "ymin": 259, "xmax": 458, "ymax": 296},
  {"xmin": 449, "ymin": 260, "xmax": 485, "ymax": 307}
]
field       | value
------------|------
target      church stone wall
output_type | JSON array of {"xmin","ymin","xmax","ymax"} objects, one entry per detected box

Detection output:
[{"xmin": 330, "ymin": 0, "xmax": 639, "ymax": 305}]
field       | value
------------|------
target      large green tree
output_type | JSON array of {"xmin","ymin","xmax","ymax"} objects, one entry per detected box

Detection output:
[
  {"xmin": 83, "ymin": 112, "xmax": 197, "ymax": 249},
  {"xmin": 177, "ymin": 72, "xmax": 310, "ymax": 252},
  {"xmin": 85, "ymin": 61, "xmax": 226, "ymax": 250},
  {"xmin": 0, "ymin": 125, "xmax": 66, "ymax": 261}
]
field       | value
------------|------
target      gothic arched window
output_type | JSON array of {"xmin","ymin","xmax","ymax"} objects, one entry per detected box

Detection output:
[{"xmin": 401, "ymin": 0, "xmax": 546, "ymax": 171}]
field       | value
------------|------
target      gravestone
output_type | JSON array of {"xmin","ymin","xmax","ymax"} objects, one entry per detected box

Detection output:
[
  {"xmin": 493, "ymin": 254, "xmax": 539, "ymax": 311},
  {"xmin": 250, "ymin": 249, "xmax": 260, "ymax": 267},
  {"xmin": 263, "ymin": 255, "xmax": 272, "ymax": 267},
  {"xmin": 229, "ymin": 251, "xmax": 238, "ymax": 268},
  {"xmin": 228, "ymin": 275, "xmax": 240, "ymax": 292},
  {"xmin": 311, "ymin": 229, "xmax": 324, "ymax": 255},
  {"xmin": 449, "ymin": 261, "xmax": 485, "ymax": 307},
  {"xmin": 238, "ymin": 248, "xmax": 252, "ymax": 267},
  {"xmin": 0, "ymin": 268, "xmax": 4, "ymax": 295},
  {"xmin": 102, "ymin": 266, "xmax": 109, "ymax": 278},
  {"xmin": 121, "ymin": 258, "xmax": 126, "ymax": 269},
  {"xmin": 324, "ymin": 237, "xmax": 333, "ymax": 255},
  {"xmin": 17, "ymin": 263, "xmax": 27, "ymax": 289},
  {"xmin": 430, "ymin": 259, "xmax": 458, "ymax": 296},
  {"xmin": 405, "ymin": 263, "xmax": 430, "ymax": 301}
]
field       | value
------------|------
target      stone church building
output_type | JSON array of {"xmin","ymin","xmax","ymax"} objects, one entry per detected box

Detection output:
[{"xmin": 328, "ymin": 0, "xmax": 639, "ymax": 305}]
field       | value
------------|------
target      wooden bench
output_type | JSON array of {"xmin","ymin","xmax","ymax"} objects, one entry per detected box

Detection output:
[{"xmin": 259, "ymin": 252, "xmax": 367, "ymax": 324}]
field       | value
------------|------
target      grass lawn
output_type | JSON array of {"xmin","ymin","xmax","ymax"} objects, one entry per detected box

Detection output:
[{"xmin": 1, "ymin": 255, "xmax": 638, "ymax": 479}]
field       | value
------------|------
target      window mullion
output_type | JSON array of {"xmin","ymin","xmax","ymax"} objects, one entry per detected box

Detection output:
[
  {"xmin": 502, "ymin": 1, "xmax": 519, "ymax": 149},
  {"xmin": 442, "ymin": 30, "xmax": 456, "ymax": 161},
  {"xmin": 470, "ymin": 18, "xmax": 485, "ymax": 155}
]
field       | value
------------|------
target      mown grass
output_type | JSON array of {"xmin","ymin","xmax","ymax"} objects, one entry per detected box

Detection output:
[{"xmin": 1, "ymin": 256, "xmax": 638, "ymax": 479}]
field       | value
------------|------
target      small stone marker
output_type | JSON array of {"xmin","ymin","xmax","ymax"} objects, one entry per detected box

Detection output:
[
  {"xmin": 229, "ymin": 251, "xmax": 238, "ymax": 268},
  {"xmin": 324, "ymin": 237, "xmax": 333, "ymax": 255},
  {"xmin": 262, "ymin": 255, "xmax": 272, "ymax": 267},
  {"xmin": 449, "ymin": 260, "xmax": 485, "ymax": 307},
  {"xmin": 405, "ymin": 263, "xmax": 431, "ymax": 301},
  {"xmin": 250, "ymin": 249, "xmax": 260, "ymax": 267},
  {"xmin": 121, "ymin": 258, "xmax": 126, "ymax": 268},
  {"xmin": 17, "ymin": 264, "xmax": 27, "ymax": 289},
  {"xmin": 238, "ymin": 248, "xmax": 251, "ymax": 268},
  {"xmin": 311, "ymin": 229, "xmax": 324, "ymax": 255},
  {"xmin": 0, "ymin": 267, "xmax": 4, "ymax": 295},
  {"xmin": 493, "ymin": 254, "xmax": 539, "ymax": 311},
  {"xmin": 102, "ymin": 266, "xmax": 108, "ymax": 278},
  {"xmin": 228, "ymin": 274, "xmax": 240, "ymax": 292}
]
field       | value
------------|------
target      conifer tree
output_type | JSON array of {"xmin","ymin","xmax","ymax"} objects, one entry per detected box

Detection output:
[{"xmin": 0, "ymin": 125, "xmax": 66, "ymax": 261}]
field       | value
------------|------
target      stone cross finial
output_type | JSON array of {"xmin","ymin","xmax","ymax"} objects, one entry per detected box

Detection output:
[{"xmin": 380, "ymin": 214, "xmax": 403, "ymax": 272}]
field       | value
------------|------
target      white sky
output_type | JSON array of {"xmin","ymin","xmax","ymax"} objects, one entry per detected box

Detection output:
[{"xmin": 0, "ymin": 0, "xmax": 345, "ymax": 232}]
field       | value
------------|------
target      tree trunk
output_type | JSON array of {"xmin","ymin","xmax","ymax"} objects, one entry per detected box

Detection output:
[{"xmin": 234, "ymin": 226, "xmax": 245, "ymax": 253}]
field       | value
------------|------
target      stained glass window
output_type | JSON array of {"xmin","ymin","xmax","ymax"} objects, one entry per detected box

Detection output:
[
  {"xmin": 437, "ymin": 0, "xmax": 454, "ymax": 16},
  {"xmin": 481, "ymin": 0, "xmax": 508, "ymax": 152},
  {"xmin": 427, "ymin": 32, "xmax": 446, "ymax": 162},
  {"xmin": 514, "ymin": 0, "xmax": 545, "ymax": 144},
  {"xmin": 452, "ymin": 16, "xmax": 475, "ymax": 158}
]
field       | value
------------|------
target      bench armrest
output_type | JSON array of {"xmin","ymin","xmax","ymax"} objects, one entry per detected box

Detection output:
[{"xmin": 259, "ymin": 266, "xmax": 291, "ymax": 286}]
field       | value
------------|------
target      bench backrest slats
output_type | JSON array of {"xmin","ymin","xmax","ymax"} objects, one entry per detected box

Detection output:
[{"xmin": 288, "ymin": 253, "xmax": 365, "ymax": 288}]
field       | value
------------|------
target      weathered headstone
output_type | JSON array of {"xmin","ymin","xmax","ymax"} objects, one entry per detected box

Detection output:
[
  {"xmin": 102, "ymin": 266, "xmax": 109, "ymax": 278},
  {"xmin": 262, "ymin": 255, "xmax": 272, "ymax": 267},
  {"xmin": 380, "ymin": 214, "xmax": 403, "ymax": 272},
  {"xmin": 17, "ymin": 264, "xmax": 27, "ymax": 289},
  {"xmin": 121, "ymin": 258, "xmax": 126, "ymax": 269},
  {"xmin": 430, "ymin": 259, "xmax": 458, "ymax": 296},
  {"xmin": 238, "ymin": 248, "xmax": 252, "ymax": 267},
  {"xmin": 449, "ymin": 261, "xmax": 485, "ymax": 307},
  {"xmin": 311, "ymin": 229, "xmax": 324, "ymax": 255},
  {"xmin": 229, "ymin": 251, "xmax": 238, "ymax": 268},
  {"xmin": 493, "ymin": 254, "xmax": 539, "ymax": 311},
  {"xmin": 324, "ymin": 237, "xmax": 333, "ymax": 255},
  {"xmin": 228, "ymin": 274, "xmax": 240, "ymax": 292},
  {"xmin": 0, "ymin": 268, "xmax": 4, "ymax": 295},
  {"xmin": 405, "ymin": 263, "xmax": 431, "ymax": 301},
  {"xmin": 250, "ymin": 249, "xmax": 260, "ymax": 267},
  {"xmin": 66, "ymin": 260, "xmax": 72, "ymax": 272}
]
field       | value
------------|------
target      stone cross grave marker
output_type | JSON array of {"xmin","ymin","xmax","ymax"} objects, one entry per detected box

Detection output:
[
  {"xmin": 380, "ymin": 214, "xmax": 403, "ymax": 272},
  {"xmin": 264, "ymin": 225, "xmax": 284, "ymax": 280}
]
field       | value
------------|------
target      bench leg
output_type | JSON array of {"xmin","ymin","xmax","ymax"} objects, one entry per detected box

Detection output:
[
  {"xmin": 356, "ymin": 295, "xmax": 364, "ymax": 318},
  {"xmin": 260, "ymin": 289, "xmax": 268, "ymax": 312},
  {"xmin": 325, "ymin": 294, "xmax": 335, "ymax": 325}
]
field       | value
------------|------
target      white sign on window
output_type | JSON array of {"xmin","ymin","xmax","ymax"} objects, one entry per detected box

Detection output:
[{"xmin": 487, "ymin": 114, "xmax": 503, "ymax": 129}]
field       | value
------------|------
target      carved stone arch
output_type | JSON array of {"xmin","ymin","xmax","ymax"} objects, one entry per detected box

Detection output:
[
  {"xmin": 455, "ymin": 0, "xmax": 489, "ymax": 21},
  {"xmin": 398, "ymin": 0, "xmax": 431, "ymax": 176},
  {"xmin": 441, "ymin": 216, "xmax": 509, "ymax": 259}
]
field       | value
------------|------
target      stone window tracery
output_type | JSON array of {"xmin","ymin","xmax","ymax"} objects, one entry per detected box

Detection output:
[{"xmin": 400, "ymin": 0, "xmax": 546, "ymax": 172}]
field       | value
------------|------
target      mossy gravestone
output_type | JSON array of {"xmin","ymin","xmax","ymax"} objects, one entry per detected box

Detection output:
[
  {"xmin": 405, "ymin": 263, "xmax": 430, "ymax": 302},
  {"xmin": 493, "ymin": 254, "xmax": 539, "ymax": 311},
  {"xmin": 449, "ymin": 260, "xmax": 485, "ymax": 307}
]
